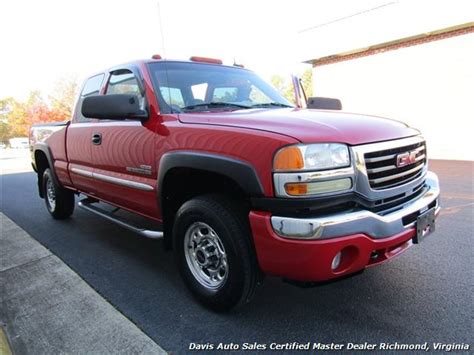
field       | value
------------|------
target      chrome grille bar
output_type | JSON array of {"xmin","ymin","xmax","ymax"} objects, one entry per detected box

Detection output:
[
  {"xmin": 367, "ymin": 154, "xmax": 426, "ymax": 174},
  {"xmin": 365, "ymin": 145, "xmax": 425, "ymax": 164},
  {"xmin": 369, "ymin": 163, "xmax": 424, "ymax": 185},
  {"xmin": 363, "ymin": 140, "xmax": 427, "ymax": 190},
  {"xmin": 364, "ymin": 154, "xmax": 397, "ymax": 163}
]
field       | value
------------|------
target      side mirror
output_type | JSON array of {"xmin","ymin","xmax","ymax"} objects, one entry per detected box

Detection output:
[
  {"xmin": 307, "ymin": 97, "xmax": 342, "ymax": 110},
  {"xmin": 81, "ymin": 94, "xmax": 148, "ymax": 120}
]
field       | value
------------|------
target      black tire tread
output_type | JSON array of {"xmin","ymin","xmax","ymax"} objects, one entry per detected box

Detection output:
[
  {"xmin": 42, "ymin": 168, "xmax": 75, "ymax": 219},
  {"xmin": 173, "ymin": 194, "xmax": 261, "ymax": 311}
]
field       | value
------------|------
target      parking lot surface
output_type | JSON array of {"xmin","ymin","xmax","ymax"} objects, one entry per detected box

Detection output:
[{"xmin": 0, "ymin": 158, "xmax": 472, "ymax": 353}]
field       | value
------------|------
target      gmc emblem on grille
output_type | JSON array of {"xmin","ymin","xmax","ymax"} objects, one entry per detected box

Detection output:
[{"xmin": 396, "ymin": 151, "xmax": 417, "ymax": 167}]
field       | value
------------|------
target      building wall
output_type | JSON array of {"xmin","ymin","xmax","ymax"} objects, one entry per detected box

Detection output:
[{"xmin": 312, "ymin": 33, "xmax": 474, "ymax": 160}]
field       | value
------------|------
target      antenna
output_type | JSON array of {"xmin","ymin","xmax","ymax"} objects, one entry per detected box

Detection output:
[
  {"xmin": 157, "ymin": 1, "xmax": 174, "ymax": 113},
  {"xmin": 157, "ymin": 1, "xmax": 167, "ymax": 56}
]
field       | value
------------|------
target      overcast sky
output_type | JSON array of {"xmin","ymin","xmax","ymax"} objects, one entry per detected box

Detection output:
[{"xmin": 1, "ymin": 0, "xmax": 472, "ymax": 100}]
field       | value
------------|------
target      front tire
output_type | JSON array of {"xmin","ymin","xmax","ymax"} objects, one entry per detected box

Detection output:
[
  {"xmin": 42, "ymin": 168, "xmax": 75, "ymax": 219},
  {"xmin": 173, "ymin": 194, "xmax": 260, "ymax": 311}
]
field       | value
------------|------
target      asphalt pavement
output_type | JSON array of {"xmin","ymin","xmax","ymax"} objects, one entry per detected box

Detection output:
[{"xmin": 0, "ymin": 158, "xmax": 472, "ymax": 353}]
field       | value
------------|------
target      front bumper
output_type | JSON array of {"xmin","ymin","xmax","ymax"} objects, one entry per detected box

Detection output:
[
  {"xmin": 248, "ymin": 171, "xmax": 440, "ymax": 282},
  {"xmin": 271, "ymin": 171, "xmax": 440, "ymax": 240}
]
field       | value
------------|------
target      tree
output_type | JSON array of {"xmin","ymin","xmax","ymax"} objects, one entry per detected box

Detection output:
[
  {"xmin": 0, "ymin": 121, "xmax": 9, "ymax": 143},
  {"xmin": 0, "ymin": 97, "xmax": 14, "ymax": 143},
  {"xmin": 270, "ymin": 68, "xmax": 313, "ymax": 105},
  {"xmin": 271, "ymin": 75, "xmax": 287, "ymax": 94},
  {"xmin": 300, "ymin": 68, "xmax": 313, "ymax": 98},
  {"xmin": 0, "ymin": 99, "xmax": 11, "ymax": 143},
  {"xmin": 0, "ymin": 77, "xmax": 79, "ymax": 142},
  {"xmin": 8, "ymin": 91, "xmax": 48, "ymax": 137},
  {"xmin": 271, "ymin": 75, "xmax": 296, "ymax": 104},
  {"xmin": 49, "ymin": 76, "xmax": 79, "ymax": 119}
]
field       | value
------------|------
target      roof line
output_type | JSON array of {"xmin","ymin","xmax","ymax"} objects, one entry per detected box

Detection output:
[{"xmin": 305, "ymin": 22, "xmax": 474, "ymax": 67}]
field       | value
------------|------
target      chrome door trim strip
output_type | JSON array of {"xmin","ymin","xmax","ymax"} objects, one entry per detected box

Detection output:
[
  {"xmin": 93, "ymin": 172, "xmax": 154, "ymax": 191},
  {"xmin": 71, "ymin": 167, "xmax": 93, "ymax": 178},
  {"xmin": 70, "ymin": 168, "xmax": 154, "ymax": 191}
]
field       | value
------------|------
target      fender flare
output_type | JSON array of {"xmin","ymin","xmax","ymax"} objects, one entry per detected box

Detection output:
[
  {"xmin": 33, "ymin": 143, "xmax": 61, "ymax": 197},
  {"xmin": 157, "ymin": 151, "xmax": 264, "ymax": 209}
]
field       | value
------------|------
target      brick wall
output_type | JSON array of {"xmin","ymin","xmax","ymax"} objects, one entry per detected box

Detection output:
[{"xmin": 312, "ymin": 24, "xmax": 474, "ymax": 67}]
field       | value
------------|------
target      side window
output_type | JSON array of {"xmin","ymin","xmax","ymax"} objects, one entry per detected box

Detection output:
[
  {"xmin": 76, "ymin": 74, "xmax": 104, "ymax": 122},
  {"xmin": 106, "ymin": 70, "xmax": 145, "ymax": 109}
]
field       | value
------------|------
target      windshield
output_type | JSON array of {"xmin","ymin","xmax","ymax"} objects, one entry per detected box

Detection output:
[{"xmin": 147, "ymin": 62, "xmax": 293, "ymax": 113}]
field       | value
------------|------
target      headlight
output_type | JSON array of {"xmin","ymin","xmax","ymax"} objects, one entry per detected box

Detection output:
[{"xmin": 274, "ymin": 143, "xmax": 350, "ymax": 172}]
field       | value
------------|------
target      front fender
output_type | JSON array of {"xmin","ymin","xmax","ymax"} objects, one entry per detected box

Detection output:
[{"xmin": 157, "ymin": 151, "xmax": 264, "ymax": 209}]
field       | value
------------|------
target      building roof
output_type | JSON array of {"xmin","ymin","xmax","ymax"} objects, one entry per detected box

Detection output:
[{"xmin": 305, "ymin": 22, "xmax": 474, "ymax": 67}]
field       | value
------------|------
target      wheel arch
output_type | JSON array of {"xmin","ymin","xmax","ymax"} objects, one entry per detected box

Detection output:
[
  {"xmin": 157, "ymin": 151, "xmax": 264, "ymax": 248},
  {"xmin": 33, "ymin": 143, "xmax": 60, "ymax": 198}
]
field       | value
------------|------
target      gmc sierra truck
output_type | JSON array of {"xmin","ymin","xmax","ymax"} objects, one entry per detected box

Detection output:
[{"xmin": 30, "ymin": 56, "xmax": 440, "ymax": 311}]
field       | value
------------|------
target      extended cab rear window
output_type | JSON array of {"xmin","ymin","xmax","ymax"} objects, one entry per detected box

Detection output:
[
  {"xmin": 75, "ymin": 74, "xmax": 105, "ymax": 122},
  {"xmin": 81, "ymin": 74, "xmax": 104, "ymax": 97}
]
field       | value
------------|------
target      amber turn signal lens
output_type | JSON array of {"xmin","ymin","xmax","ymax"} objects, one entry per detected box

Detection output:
[
  {"xmin": 285, "ymin": 183, "xmax": 308, "ymax": 195},
  {"xmin": 274, "ymin": 146, "xmax": 304, "ymax": 170}
]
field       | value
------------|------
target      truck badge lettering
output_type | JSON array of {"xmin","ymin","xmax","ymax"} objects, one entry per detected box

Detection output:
[
  {"xmin": 396, "ymin": 151, "xmax": 417, "ymax": 167},
  {"xmin": 126, "ymin": 165, "xmax": 152, "ymax": 175}
]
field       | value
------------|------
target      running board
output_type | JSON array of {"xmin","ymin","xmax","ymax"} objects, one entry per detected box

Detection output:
[{"xmin": 78, "ymin": 199, "xmax": 163, "ymax": 239}]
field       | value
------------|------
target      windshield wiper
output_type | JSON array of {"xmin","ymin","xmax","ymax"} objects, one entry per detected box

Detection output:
[
  {"xmin": 250, "ymin": 102, "xmax": 293, "ymax": 108},
  {"xmin": 182, "ymin": 102, "xmax": 252, "ymax": 111}
]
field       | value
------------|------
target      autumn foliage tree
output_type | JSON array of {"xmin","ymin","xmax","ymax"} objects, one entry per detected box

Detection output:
[
  {"xmin": 270, "ymin": 68, "xmax": 313, "ymax": 105},
  {"xmin": 49, "ymin": 76, "xmax": 79, "ymax": 119},
  {"xmin": 0, "ymin": 77, "xmax": 78, "ymax": 143}
]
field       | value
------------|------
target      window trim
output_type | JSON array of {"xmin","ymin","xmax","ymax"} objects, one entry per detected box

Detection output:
[
  {"xmin": 106, "ymin": 65, "xmax": 147, "ymax": 97},
  {"xmin": 102, "ymin": 65, "xmax": 150, "ymax": 120}
]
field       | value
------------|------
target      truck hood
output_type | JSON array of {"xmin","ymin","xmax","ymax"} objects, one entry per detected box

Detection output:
[{"xmin": 179, "ymin": 108, "xmax": 420, "ymax": 145}]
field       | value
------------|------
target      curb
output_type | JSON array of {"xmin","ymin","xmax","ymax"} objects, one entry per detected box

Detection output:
[
  {"xmin": 0, "ymin": 326, "xmax": 12, "ymax": 355},
  {"xmin": 0, "ymin": 212, "xmax": 166, "ymax": 354}
]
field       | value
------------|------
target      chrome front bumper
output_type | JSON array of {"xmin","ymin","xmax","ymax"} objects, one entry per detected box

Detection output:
[{"xmin": 271, "ymin": 171, "xmax": 440, "ymax": 240}]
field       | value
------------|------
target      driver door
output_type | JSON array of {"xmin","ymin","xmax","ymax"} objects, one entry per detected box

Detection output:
[{"xmin": 91, "ymin": 69, "xmax": 158, "ymax": 218}]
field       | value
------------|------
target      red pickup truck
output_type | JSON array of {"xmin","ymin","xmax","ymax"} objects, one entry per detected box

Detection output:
[{"xmin": 30, "ymin": 56, "xmax": 440, "ymax": 311}]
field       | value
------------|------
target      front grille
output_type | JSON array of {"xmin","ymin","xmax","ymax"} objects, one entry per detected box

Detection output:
[{"xmin": 364, "ymin": 141, "xmax": 426, "ymax": 190}]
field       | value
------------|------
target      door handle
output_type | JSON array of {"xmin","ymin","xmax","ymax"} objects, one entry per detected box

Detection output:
[{"xmin": 92, "ymin": 133, "xmax": 102, "ymax": 145}]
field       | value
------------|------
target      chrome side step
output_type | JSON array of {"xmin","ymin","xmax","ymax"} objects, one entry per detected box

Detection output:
[{"xmin": 78, "ymin": 198, "xmax": 163, "ymax": 239}]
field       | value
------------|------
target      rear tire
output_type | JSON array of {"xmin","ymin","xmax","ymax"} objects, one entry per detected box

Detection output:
[
  {"xmin": 42, "ymin": 168, "xmax": 75, "ymax": 219},
  {"xmin": 173, "ymin": 194, "xmax": 260, "ymax": 311}
]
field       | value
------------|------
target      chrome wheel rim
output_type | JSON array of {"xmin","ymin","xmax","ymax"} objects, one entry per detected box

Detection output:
[
  {"xmin": 184, "ymin": 222, "xmax": 228, "ymax": 290},
  {"xmin": 46, "ymin": 179, "xmax": 56, "ymax": 211}
]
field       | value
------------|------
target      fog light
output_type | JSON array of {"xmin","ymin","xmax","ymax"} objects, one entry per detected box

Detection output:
[{"xmin": 331, "ymin": 251, "xmax": 342, "ymax": 270}]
